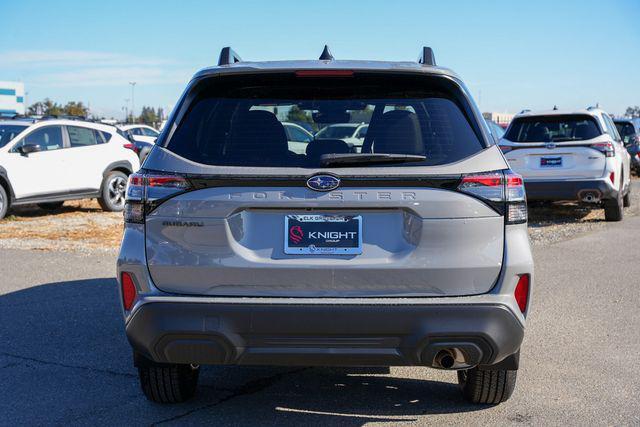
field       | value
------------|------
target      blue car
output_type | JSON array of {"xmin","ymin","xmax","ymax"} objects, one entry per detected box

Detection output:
[{"xmin": 614, "ymin": 118, "xmax": 640, "ymax": 174}]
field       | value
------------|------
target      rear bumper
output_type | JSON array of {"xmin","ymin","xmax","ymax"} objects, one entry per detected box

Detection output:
[
  {"xmin": 524, "ymin": 178, "xmax": 617, "ymax": 201},
  {"xmin": 126, "ymin": 301, "xmax": 524, "ymax": 369}
]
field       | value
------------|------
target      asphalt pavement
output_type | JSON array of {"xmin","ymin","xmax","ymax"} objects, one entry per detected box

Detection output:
[{"xmin": 1, "ymin": 214, "xmax": 639, "ymax": 425}]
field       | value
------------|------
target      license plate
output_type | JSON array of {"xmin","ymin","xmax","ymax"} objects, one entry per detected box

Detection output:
[
  {"xmin": 284, "ymin": 214, "xmax": 362, "ymax": 255},
  {"xmin": 540, "ymin": 156, "xmax": 562, "ymax": 167}
]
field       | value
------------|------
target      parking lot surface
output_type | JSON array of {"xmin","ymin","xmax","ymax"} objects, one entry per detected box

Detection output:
[{"xmin": 1, "ymin": 197, "xmax": 639, "ymax": 425}]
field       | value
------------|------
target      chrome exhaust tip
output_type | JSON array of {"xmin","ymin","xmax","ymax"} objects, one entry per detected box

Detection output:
[
  {"xmin": 579, "ymin": 190, "xmax": 601, "ymax": 203},
  {"xmin": 434, "ymin": 349, "xmax": 456, "ymax": 369}
]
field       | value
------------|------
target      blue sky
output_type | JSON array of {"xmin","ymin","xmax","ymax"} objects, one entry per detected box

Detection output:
[{"xmin": 1, "ymin": 0, "xmax": 639, "ymax": 119}]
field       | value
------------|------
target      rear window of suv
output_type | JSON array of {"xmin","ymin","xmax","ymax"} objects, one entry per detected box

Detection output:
[
  {"xmin": 165, "ymin": 73, "xmax": 486, "ymax": 167},
  {"xmin": 505, "ymin": 115, "xmax": 601, "ymax": 143}
]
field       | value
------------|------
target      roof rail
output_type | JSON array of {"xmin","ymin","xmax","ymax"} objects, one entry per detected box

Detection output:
[
  {"xmin": 40, "ymin": 114, "xmax": 86, "ymax": 121},
  {"xmin": 418, "ymin": 46, "xmax": 436, "ymax": 66},
  {"xmin": 218, "ymin": 47, "xmax": 242, "ymax": 66},
  {"xmin": 319, "ymin": 45, "xmax": 334, "ymax": 60},
  {"xmin": 519, "ymin": 109, "xmax": 531, "ymax": 114}
]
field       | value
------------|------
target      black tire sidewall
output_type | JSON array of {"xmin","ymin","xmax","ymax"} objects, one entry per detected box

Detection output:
[
  {"xmin": 623, "ymin": 188, "xmax": 631, "ymax": 208},
  {"xmin": 0, "ymin": 185, "xmax": 8, "ymax": 219},
  {"xmin": 604, "ymin": 191, "xmax": 623, "ymax": 221}
]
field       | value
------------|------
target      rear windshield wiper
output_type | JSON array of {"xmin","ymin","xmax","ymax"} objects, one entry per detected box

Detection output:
[{"xmin": 319, "ymin": 153, "xmax": 426, "ymax": 167}]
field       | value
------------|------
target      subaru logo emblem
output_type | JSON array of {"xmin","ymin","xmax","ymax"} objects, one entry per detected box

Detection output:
[
  {"xmin": 306, "ymin": 175, "xmax": 340, "ymax": 192},
  {"xmin": 545, "ymin": 143, "xmax": 556, "ymax": 149}
]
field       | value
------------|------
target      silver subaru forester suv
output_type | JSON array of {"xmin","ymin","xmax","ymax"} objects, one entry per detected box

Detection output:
[{"xmin": 117, "ymin": 46, "xmax": 533, "ymax": 405}]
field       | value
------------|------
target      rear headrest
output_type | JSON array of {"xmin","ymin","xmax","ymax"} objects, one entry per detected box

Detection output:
[
  {"xmin": 372, "ymin": 110, "xmax": 424, "ymax": 155},
  {"xmin": 306, "ymin": 138, "xmax": 351, "ymax": 161},
  {"xmin": 226, "ymin": 110, "xmax": 288, "ymax": 160},
  {"xmin": 574, "ymin": 123, "xmax": 597, "ymax": 139},
  {"xmin": 528, "ymin": 125, "xmax": 551, "ymax": 142}
]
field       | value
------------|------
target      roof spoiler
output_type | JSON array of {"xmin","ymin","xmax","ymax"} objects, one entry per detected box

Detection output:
[
  {"xmin": 218, "ymin": 47, "xmax": 243, "ymax": 66},
  {"xmin": 418, "ymin": 47, "xmax": 436, "ymax": 66}
]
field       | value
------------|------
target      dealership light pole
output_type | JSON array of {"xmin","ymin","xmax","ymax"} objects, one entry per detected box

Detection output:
[
  {"xmin": 123, "ymin": 98, "xmax": 130, "ymax": 123},
  {"xmin": 129, "ymin": 82, "xmax": 136, "ymax": 122}
]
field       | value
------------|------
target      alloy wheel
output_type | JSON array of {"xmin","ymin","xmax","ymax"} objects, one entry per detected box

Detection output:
[{"xmin": 108, "ymin": 176, "xmax": 127, "ymax": 208}]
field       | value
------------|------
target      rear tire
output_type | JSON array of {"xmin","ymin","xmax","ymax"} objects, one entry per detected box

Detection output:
[
  {"xmin": 37, "ymin": 201, "xmax": 64, "ymax": 211},
  {"xmin": 604, "ymin": 191, "xmax": 624, "ymax": 222},
  {"xmin": 98, "ymin": 171, "xmax": 127, "ymax": 212},
  {"xmin": 138, "ymin": 361, "xmax": 200, "ymax": 404},
  {"xmin": 457, "ymin": 367, "xmax": 517, "ymax": 404},
  {"xmin": 0, "ymin": 185, "xmax": 8, "ymax": 220},
  {"xmin": 623, "ymin": 188, "xmax": 631, "ymax": 208}
]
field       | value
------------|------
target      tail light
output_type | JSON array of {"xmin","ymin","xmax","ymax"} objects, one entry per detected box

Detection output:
[
  {"xmin": 458, "ymin": 170, "xmax": 527, "ymax": 224},
  {"xmin": 590, "ymin": 141, "xmax": 615, "ymax": 157},
  {"xmin": 609, "ymin": 172, "xmax": 615, "ymax": 185},
  {"xmin": 514, "ymin": 274, "xmax": 530, "ymax": 313},
  {"xmin": 123, "ymin": 143, "xmax": 139, "ymax": 154},
  {"xmin": 121, "ymin": 272, "xmax": 137, "ymax": 311},
  {"xmin": 124, "ymin": 172, "xmax": 191, "ymax": 223}
]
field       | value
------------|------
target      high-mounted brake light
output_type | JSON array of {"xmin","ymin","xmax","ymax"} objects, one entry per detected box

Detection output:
[
  {"xmin": 457, "ymin": 170, "xmax": 527, "ymax": 224},
  {"xmin": 590, "ymin": 141, "xmax": 615, "ymax": 157},
  {"xmin": 499, "ymin": 145, "xmax": 513, "ymax": 153},
  {"xmin": 121, "ymin": 272, "xmax": 137, "ymax": 311},
  {"xmin": 514, "ymin": 274, "xmax": 530, "ymax": 313},
  {"xmin": 295, "ymin": 70, "xmax": 354, "ymax": 77},
  {"xmin": 124, "ymin": 172, "xmax": 191, "ymax": 224}
]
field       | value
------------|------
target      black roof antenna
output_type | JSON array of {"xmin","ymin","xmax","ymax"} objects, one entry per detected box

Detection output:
[
  {"xmin": 553, "ymin": 105, "xmax": 558, "ymax": 110},
  {"xmin": 319, "ymin": 45, "xmax": 334, "ymax": 60},
  {"xmin": 418, "ymin": 47, "xmax": 436, "ymax": 66},
  {"xmin": 218, "ymin": 47, "xmax": 242, "ymax": 66}
]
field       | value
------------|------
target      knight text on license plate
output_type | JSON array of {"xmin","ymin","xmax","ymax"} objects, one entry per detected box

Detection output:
[
  {"xmin": 284, "ymin": 214, "xmax": 362, "ymax": 255},
  {"xmin": 540, "ymin": 156, "xmax": 562, "ymax": 167}
]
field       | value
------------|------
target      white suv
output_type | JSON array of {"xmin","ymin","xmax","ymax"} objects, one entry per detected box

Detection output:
[
  {"xmin": 119, "ymin": 124, "xmax": 160, "ymax": 144},
  {"xmin": 0, "ymin": 119, "xmax": 140, "ymax": 219},
  {"xmin": 500, "ymin": 108, "xmax": 631, "ymax": 221}
]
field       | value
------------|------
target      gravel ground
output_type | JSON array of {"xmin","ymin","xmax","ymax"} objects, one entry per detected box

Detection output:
[
  {"xmin": 528, "ymin": 183, "xmax": 639, "ymax": 246},
  {"xmin": 0, "ymin": 179, "xmax": 638, "ymax": 253},
  {"xmin": 0, "ymin": 199, "xmax": 121, "ymax": 254}
]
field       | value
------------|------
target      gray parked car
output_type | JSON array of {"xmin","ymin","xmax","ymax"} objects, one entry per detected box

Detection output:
[{"xmin": 117, "ymin": 46, "xmax": 534, "ymax": 405}]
